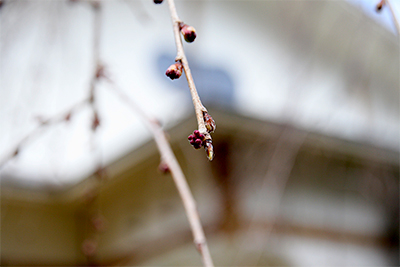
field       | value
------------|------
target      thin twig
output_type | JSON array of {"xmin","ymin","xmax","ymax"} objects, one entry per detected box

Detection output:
[
  {"xmin": 0, "ymin": 98, "xmax": 89, "ymax": 169},
  {"xmin": 81, "ymin": 2, "xmax": 105, "ymax": 263},
  {"xmin": 166, "ymin": 0, "xmax": 210, "ymax": 139},
  {"xmin": 235, "ymin": 127, "xmax": 306, "ymax": 265},
  {"xmin": 385, "ymin": 0, "xmax": 400, "ymax": 34},
  {"xmin": 88, "ymin": 0, "xmax": 103, "ymax": 161},
  {"xmin": 103, "ymin": 78, "xmax": 214, "ymax": 267}
]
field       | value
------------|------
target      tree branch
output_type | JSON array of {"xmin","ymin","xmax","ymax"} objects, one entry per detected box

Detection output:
[
  {"xmin": 0, "ymin": 98, "xmax": 88, "ymax": 169},
  {"xmin": 103, "ymin": 78, "xmax": 214, "ymax": 267},
  {"xmin": 166, "ymin": 0, "xmax": 213, "ymax": 145}
]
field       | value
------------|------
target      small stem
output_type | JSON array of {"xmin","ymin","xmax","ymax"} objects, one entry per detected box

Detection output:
[
  {"xmin": 166, "ymin": 0, "xmax": 208, "ymax": 136},
  {"xmin": 0, "ymin": 99, "xmax": 88, "ymax": 169},
  {"xmin": 104, "ymin": 80, "xmax": 214, "ymax": 267},
  {"xmin": 385, "ymin": 0, "xmax": 400, "ymax": 34},
  {"xmin": 148, "ymin": 123, "xmax": 214, "ymax": 267}
]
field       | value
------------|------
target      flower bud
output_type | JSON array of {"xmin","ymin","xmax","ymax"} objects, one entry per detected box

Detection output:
[
  {"xmin": 181, "ymin": 24, "xmax": 196, "ymax": 43},
  {"xmin": 165, "ymin": 62, "xmax": 183, "ymax": 80},
  {"xmin": 158, "ymin": 161, "xmax": 170, "ymax": 174},
  {"xmin": 188, "ymin": 130, "xmax": 205, "ymax": 149}
]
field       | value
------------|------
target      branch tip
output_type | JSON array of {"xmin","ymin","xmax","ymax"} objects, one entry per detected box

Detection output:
[{"xmin": 376, "ymin": 0, "xmax": 384, "ymax": 12}]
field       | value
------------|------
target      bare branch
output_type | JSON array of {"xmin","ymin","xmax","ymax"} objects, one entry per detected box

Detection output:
[
  {"xmin": 0, "ymin": 98, "xmax": 89, "ymax": 169},
  {"xmin": 0, "ymin": 0, "xmax": 104, "ymax": 171},
  {"xmin": 104, "ymin": 79, "xmax": 214, "ymax": 267},
  {"xmin": 80, "ymin": 3, "xmax": 106, "ymax": 263},
  {"xmin": 166, "ymin": 0, "xmax": 214, "ymax": 154}
]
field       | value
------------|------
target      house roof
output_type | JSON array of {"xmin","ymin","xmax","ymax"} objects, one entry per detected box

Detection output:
[{"xmin": 1, "ymin": 109, "xmax": 398, "ymax": 198}]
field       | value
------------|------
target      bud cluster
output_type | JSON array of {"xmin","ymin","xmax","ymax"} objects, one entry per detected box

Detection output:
[
  {"xmin": 188, "ymin": 130, "xmax": 205, "ymax": 149},
  {"xmin": 180, "ymin": 24, "xmax": 197, "ymax": 43},
  {"xmin": 165, "ymin": 62, "xmax": 183, "ymax": 80}
]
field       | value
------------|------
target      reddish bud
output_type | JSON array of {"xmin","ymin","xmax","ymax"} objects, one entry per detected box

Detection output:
[
  {"xmin": 92, "ymin": 215, "xmax": 107, "ymax": 232},
  {"xmin": 188, "ymin": 130, "xmax": 205, "ymax": 149},
  {"xmin": 154, "ymin": 0, "xmax": 163, "ymax": 3},
  {"xmin": 158, "ymin": 161, "xmax": 170, "ymax": 174},
  {"xmin": 181, "ymin": 24, "xmax": 196, "ymax": 43},
  {"xmin": 92, "ymin": 113, "xmax": 100, "ymax": 131},
  {"xmin": 82, "ymin": 239, "xmax": 97, "ymax": 257},
  {"xmin": 165, "ymin": 62, "xmax": 183, "ymax": 80}
]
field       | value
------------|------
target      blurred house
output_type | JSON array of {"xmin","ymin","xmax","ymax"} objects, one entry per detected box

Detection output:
[{"xmin": 1, "ymin": 0, "xmax": 399, "ymax": 266}]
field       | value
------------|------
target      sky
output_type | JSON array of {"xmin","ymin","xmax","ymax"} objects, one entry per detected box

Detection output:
[{"xmin": 348, "ymin": 0, "xmax": 400, "ymax": 33}]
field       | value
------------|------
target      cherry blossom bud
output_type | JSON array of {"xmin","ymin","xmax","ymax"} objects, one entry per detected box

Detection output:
[
  {"xmin": 180, "ymin": 24, "xmax": 196, "ymax": 43},
  {"xmin": 188, "ymin": 130, "xmax": 205, "ymax": 149},
  {"xmin": 165, "ymin": 62, "xmax": 183, "ymax": 80},
  {"xmin": 158, "ymin": 161, "xmax": 170, "ymax": 174}
]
